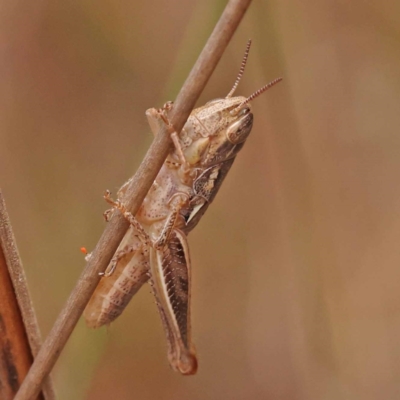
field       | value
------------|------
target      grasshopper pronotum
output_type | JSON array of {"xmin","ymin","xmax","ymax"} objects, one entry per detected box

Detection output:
[{"xmin": 84, "ymin": 40, "xmax": 282, "ymax": 375}]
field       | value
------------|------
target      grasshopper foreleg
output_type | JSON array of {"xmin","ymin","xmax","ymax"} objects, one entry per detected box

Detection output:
[
  {"xmin": 146, "ymin": 102, "xmax": 174, "ymax": 137},
  {"xmin": 146, "ymin": 105, "xmax": 191, "ymax": 173}
]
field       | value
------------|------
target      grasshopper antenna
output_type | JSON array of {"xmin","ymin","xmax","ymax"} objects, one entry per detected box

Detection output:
[
  {"xmin": 226, "ymin": 39, "xmax": 252, "ymax": 98},
  {"xmin": 232, "ymin": 77, "xmax": 283, "ymax": 113}
]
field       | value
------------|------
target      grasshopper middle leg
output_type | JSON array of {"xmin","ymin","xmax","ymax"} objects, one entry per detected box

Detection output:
[{"xmin": 104, "ymin": 190, "xmax": 189, "ymax": 251}]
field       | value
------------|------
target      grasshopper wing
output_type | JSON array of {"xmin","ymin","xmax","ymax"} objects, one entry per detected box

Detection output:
[{"xmin": 150, "ymin": 229, "xmax": 197, "ymax": 375}]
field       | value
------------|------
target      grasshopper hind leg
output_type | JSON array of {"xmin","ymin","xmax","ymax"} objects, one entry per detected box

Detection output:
[{"xmin": 149, "ymin": 229, "xmax": 197, "ymax": 374}]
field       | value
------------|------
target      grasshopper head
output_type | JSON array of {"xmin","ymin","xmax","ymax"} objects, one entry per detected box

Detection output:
[
  {"xmin": 190, "ymin": 96, "xmax": 254, "ymax": 166},
  {"xmin": 182, "ymin": 40, "xmax": 282, "ymax": 167},
  {"xmin": 183, "ymin": 80, "xmax": 281, "ymax": 167}
]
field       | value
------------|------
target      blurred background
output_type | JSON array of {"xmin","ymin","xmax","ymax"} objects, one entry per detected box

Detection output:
[{"xmin": 1, "ymin": 0, "xmax": 400, "ymax": 399}]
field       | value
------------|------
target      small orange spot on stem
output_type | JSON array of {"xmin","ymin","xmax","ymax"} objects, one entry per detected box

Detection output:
[{"xmin": 80, "ymin": 247, "xmax": 88, "ymax": 255}]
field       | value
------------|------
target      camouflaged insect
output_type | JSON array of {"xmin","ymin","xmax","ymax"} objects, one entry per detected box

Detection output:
[{"xmin": 84, "ymin": 40, "xmax": 282, "ymax": 375}]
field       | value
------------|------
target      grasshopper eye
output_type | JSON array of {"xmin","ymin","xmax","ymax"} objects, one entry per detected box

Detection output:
[
  {"xmin": 226, "ymin": 112, "xmax": 253, "ymax": 144},
  {"xmin": 238, "ymin": 107, "xmax": 250, "ymax": 117}
]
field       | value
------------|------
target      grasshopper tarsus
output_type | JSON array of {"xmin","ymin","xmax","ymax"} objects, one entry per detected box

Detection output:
[
  {"xmin": 103, "ymin": 208, "xmax": 113, "ymax": 222},
  {"xmin": 104, "ymin": 191, "xmax": 127, "ymax": 215},
  {"xmin": 157, "ymin": 101, "xmax": 174, "ymax": 126}
]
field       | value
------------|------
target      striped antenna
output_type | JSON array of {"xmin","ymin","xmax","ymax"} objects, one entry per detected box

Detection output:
[
  {"xmin": 226, "ymin": 39, "xmax": 252, "ymax": 98},
  {"xmin": 233, "ymin": 77, "xmax": 283, "ymax": 113}
]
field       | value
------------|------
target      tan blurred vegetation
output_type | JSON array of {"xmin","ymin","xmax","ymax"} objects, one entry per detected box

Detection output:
[{"xmin": 1, "ymin": 0, "xmax": 400, "ymax": 399}]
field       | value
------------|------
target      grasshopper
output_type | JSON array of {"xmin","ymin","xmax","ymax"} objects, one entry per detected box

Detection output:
[{"xmin": 84, "ymin": 40, "xmax": 282, "ymax": 375}]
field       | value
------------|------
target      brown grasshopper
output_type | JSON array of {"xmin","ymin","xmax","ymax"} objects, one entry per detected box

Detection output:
[{"xmin": 84, "ymin": 40, "xmax": 281, "ymax": 375}]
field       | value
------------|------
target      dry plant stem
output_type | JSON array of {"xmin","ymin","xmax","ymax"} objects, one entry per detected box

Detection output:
[
  {"xmin": 15, "ymin": 0, "xmax": 252, "ymax": 398},
  {"xmin": 0, "ymin": 192, "xmax": 55, "ymax": 400}
]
